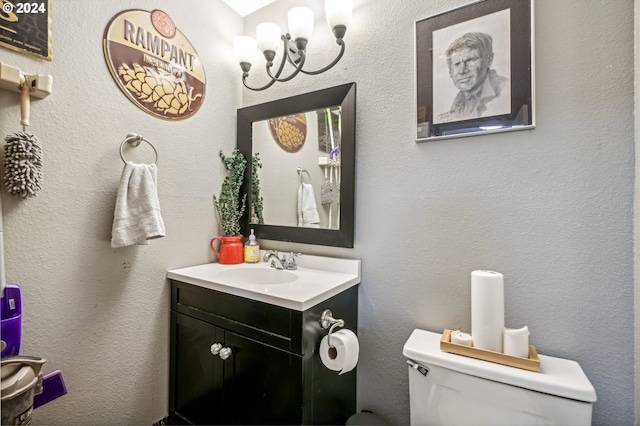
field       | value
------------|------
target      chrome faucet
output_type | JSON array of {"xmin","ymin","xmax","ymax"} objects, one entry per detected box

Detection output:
[
  {"xmin": 263, "ymin": 250, "xmax": 285, "ymax": 269},
  {"xmin": 263, "ymin": 250, "xmax": 301, "ymax": 270}
]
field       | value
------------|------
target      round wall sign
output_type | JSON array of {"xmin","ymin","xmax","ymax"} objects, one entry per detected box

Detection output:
[{"xmin": 103, "ymin": 9, "xmax": 205, "ymax": 120}]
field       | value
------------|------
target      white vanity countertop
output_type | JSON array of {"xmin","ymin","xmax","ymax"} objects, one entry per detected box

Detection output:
[{"xmin": 167, "ymin": 254, "xmax": 361, "ymax": 311}]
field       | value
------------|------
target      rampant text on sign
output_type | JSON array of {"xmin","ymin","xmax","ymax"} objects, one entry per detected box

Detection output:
[{"xmin": 103, "ymin": 9, "xmax": 205, "ymax": 120}]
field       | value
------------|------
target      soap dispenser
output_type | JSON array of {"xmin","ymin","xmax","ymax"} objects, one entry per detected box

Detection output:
[{"xmin": 244, "ymin": 229, "xmax": 260, "ymax": 263}]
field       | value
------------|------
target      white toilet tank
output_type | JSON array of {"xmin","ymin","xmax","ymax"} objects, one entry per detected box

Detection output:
[{"xmin": 402, "ymin": 329, "xmax": 597, "ymax": 426}]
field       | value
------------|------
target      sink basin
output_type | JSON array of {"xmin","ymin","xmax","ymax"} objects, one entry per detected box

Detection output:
[
  {"xmin": 167, "ymin": 254, "xmax": 361, "ymax": 310},
  {"xmin": 218, "ymin": 267, "xmax": 298, "ymax": 285}
]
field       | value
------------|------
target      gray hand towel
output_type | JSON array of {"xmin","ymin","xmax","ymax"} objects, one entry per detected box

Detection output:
[{"xmin": 111, "ymin": 162, "xmax": 166, "ymax": 248}]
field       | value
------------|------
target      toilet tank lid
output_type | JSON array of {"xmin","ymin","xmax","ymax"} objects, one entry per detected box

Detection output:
[{"xmin": 402, "ymin": 329, "xmax": 597, "ymax": 403}]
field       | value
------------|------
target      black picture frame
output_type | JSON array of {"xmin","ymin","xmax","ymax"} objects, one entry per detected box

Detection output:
[{"xmin": 415, "ymin": 0, "xmax": 534, "ymax": 141}]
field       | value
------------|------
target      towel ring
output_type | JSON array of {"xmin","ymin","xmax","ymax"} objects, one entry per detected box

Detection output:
[
  {"xmin": 297, "ymin": 167, "xmax": 311, "ymax": 184},
  {"xmin": 120, "ymin": 133, "xmax": 158, "ymax": 165}
]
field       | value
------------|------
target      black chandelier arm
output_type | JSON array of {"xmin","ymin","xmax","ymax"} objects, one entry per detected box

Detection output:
[
  {"xmin": 241, "ymin": 35, "xmax": 290, "ymax": 91},
  {"xmin": 241, "ymin": 51, "xmax": 305, "ymax": 90},
  {"xmin": 264, "ymin": 41, "xmax": 289, "ymax": 81},
  {"xmin": 267, "ymin": 50, "xmax": 307, "ymax": 82},
  {"xmin": 241, "ymin": 34, "xmax": 346, "ymax": 90},
  {"xmin": 241, "ymin": 73, "xmax": 278, "ymax": 91},
  {"xmin": 266, "ymin": 33, "xmax": 307, "ymax": 83},
  {"xmin": 299, "ymin": 39, "xmax": 345, "ymax": 76}
]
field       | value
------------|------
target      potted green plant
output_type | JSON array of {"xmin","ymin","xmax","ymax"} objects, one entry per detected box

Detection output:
[
  {"xmin": 251, "ymin": 152, "xmax": 264, "ymax": 224},
  {"xmin": 211, "ymin": 149, "xmax": 247, "ymax": 264}
]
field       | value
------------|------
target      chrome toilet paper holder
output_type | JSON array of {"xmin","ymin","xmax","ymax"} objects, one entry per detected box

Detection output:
[{"xmin": 320, "ymin": 309, "xmax": 345, "ymax": 348}]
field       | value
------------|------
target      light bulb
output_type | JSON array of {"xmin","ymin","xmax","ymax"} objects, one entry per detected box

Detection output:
[
  {"xmin": 257, "ymin": 22, "xmax": 281, "ymax": 54},
  {"xmin": 325, "ymin": 0, "xmax": 352, "ymax": 39},
  {"xmin": 234, "ymin": 36, "xmax": 257, "ymax": 66},
  {"xmin": 288, "ymin": 7, "xmax": 314, "ymax": 42}
]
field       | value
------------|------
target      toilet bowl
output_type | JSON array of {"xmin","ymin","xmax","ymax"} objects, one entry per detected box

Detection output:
[{"xmin": 403, "ymin": 329, "xmax": 597, "ymax": 425}]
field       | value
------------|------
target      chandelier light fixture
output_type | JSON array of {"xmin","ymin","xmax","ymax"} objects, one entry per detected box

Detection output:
[{"xmin": 234, "ymin": 0, "xmax": 353, "ymax": 91}]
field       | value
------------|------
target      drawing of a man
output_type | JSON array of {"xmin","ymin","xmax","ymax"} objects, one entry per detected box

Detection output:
[{"xmin": 439, "ymin": 32, "xmax": 510, "ymax": 122}]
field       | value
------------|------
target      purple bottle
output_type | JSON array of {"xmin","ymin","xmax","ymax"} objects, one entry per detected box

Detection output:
[{"xmin": 1, "ymin": 284, "xmax": 22, "ymax": 357}]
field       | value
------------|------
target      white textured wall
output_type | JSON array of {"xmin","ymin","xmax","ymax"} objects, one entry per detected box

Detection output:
[
  {"xmin": 635, "ymin": 0, "xmax": 639, "ymax": 423},
  {"xmin": 0, "ymin": 0, "xmax": 241, "ymax": 423},
  {"xmin": 243, "ymin": 1, "xmax": 635, "ymax": 425},
  {"xmin": 0, "ymin": 0, "xmax": 634, "ymax": 425}
]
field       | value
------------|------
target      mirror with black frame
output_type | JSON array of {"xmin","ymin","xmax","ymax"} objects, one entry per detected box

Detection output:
[{"xmin": 237, "ymin": 83, "xmax": 356, "ymax": 248}]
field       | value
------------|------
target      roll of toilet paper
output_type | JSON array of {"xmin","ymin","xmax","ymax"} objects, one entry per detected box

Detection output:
[
  {"xmin": 319, "ymin": 329, "xmax": 359, "ymax": 375},
  {"xmin": 503, "ymin": 326, "xmax": 530, "ymax": 358},
  {"xmin": 451, "ymin": 330, "xmax": 473, "ymax": 346},
  {"xmin": 471, "ymin": 270, "xmax": 505, "ymax": 352}
]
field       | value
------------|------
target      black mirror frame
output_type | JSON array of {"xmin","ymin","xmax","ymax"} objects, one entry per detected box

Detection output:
[{"xmin": 237, "ymin": 82, "xmax": 356, "ymax": 248}]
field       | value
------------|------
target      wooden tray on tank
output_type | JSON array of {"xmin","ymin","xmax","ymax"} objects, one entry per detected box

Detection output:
[{"xmin": 440, "ymin": 329, "xmax": 540, "ymax": 372}]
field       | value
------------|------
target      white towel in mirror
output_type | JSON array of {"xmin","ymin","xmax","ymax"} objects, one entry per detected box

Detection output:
[{"xmin": 297, "ymin": 183, "xmax": 320, "ymax": 227}]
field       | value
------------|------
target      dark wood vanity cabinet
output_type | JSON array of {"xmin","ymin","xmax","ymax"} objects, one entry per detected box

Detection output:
[
  {"xmin": 170, "ymin": 312, "xmax": 302, "ymax": 424},
  {"xmin": 168, "ymin": 280, "xmax": 358, "ymax": 425}
]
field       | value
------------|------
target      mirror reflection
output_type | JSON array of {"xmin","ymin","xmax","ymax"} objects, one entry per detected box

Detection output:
[
  {"xmin": 252, "ymin": 107, "xmax": 342, "ymax": 229},
  {"xmin": 237, "ymin": 83, "xmax": 356, "ymax": 248}
]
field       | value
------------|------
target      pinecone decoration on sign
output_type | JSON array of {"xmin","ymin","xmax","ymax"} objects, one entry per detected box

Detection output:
[{"xmin": 268, "ymin": 114, "xmax": 307, "ymax": 153}]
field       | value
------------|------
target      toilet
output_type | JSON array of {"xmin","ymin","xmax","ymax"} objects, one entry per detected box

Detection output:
[{"xmin": 403, "ymin": 329, "xmax": 597, "ymax": 425}]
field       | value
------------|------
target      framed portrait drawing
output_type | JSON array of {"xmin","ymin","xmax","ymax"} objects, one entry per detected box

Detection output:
[{"xmin": 415, "ymin": 0, "xmax": 534, "ymax": 141}]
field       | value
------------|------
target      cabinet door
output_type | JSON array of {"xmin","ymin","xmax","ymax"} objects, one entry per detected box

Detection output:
[
  {"xmin": 171, "ymin": 312, "xmax": 225, "ymax": 424},
  {"xmin": 225, "ymin": 331, "xmax": 303, "ymax": 425}
]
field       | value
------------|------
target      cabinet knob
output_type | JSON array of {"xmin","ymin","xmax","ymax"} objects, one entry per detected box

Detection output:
[
  {"xmin": 210, "ymin": 343, "xmax": 223, "ymax": 356},
  {"xmin": 219, "ymin": 347, "xmax": 232, "ymax": 360}
]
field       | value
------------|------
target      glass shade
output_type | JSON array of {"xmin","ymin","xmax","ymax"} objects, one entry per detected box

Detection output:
[
  {"xmin": 325, "ymin": 0, "xmax": 352, "ymax": 29},
  {"xmin": 288, "ymin": 7, "xmax": 314, "ymax": 40},
  {"xmin": 234, "ymin": 36, "xmax": 257, "ymax": 65},
  {"xmin": 256, "ymin": 22, "xmax": 281, "ymax": 53}
]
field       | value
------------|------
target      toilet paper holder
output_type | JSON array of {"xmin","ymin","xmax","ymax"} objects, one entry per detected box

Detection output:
[{"xmin": 320, "ymin": 309, "xmax": 345, "ymax": 348}]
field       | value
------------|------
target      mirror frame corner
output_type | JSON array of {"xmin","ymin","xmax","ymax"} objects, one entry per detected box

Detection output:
[{"xmin": 237, "ymin": 82, "xmax": 356, "ymax": 248}]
